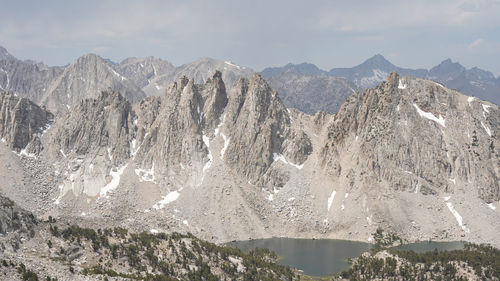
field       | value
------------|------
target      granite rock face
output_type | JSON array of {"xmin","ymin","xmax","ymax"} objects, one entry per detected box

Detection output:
[
  {"xmin": 1, "ymin": 69, "xmax": 499, "ymax": 248},
  {"xmin": 51, "ymin": 90, "xmax": 134, "ymax": 166},
  {"xmin": 321, "ymin": 72, "xmax": 499, "ymax": 202},
  {"xmin": 223, "ymin": 74, "xmax": 312, "ymax": 187},
  {"xmin": 0, "ymin": 91, "xmax": 53, "ymax": 152},
  {"xmin": 132, "ymin": 72, "xmax": 227, "ymax": 188},
  {"xmin": 40, "ymin": 54, "xmax": 146, "ymax": 115},
  {"xmin": 0, "ymin": 55, "xmax": 64, "ymax": 103}
]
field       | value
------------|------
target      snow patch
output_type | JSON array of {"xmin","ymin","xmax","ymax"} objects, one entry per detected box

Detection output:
[
  {"xmin": 267, "ymin": 194, "xmax": 274, "ymax": 201},
  {"xmin": 135, "ymin": 163, "xmax": 155, "ymax": 183},
  {"xmin": 225, "ymin": 61, "xmax": 241, "ymax": 69},
  {"xmin": 107, "ymin": 147, "xmax": 113, "ymax": 160},
  {"xmin": 220, "ymin": 133, "xmax": 230, "ymax": 159},
  {"xmin": 481, "ymin": 121, "xmax": 492, "ymax": 136},
  {"xmin": 414, "ymin": 184, "xmax": 419, "ymax": 194},
  {"xmin": 150, "ymin": 229, "xmax": 158, "ymax": 234},
  {"xmin": 398, "ymin": 79, "xmax": 407, "ymax": 89},
  {"xmin": 341, "ymin": 204, "xmax": 345, "ymax": 211},
  {"xmin": 345, "ymin": 193, "xmax": 349, "ymax": 198},
  {"xmin": 413, "ymin": 103, "xmax": 445, "ymax": 127},
  {"xmin": 467, "ymin": 97, "xmax": 475, "ymax": 104},
  {"xmin": 487, "ymin": 203, "xmax": 496, "ymax": 210},
  {"xmin": 182, "ymin": 220, "xmax": 189, "ymax": 226},
  {"xmin": 130, "ymin": 139, "xmax": 137, "ymax": 156},
  {"xmin": 482, "ymin": 104, "xmax": 490, "ymax": 114},
  {"xmin": 287, "ymin": 197, "xmax": 295, "ymax": 202},
  {"xmin": 327, "ymin": 190, "xmax": 336, "ymax": 211},
  {"xmin": 100, "ymin": 164, "xmax": 128, "ymax": 197},
  {"xmin": 18, "ymin": 148, "xmax": 37, "ymax": 158},
  {"xmin": 109, "ymin": 67, "xmax": 126, "ymax": 81},
  {"xmin": 152, "ymin": 191, "xmax": 180, "ymax": 210},
  {"xmin": 445, "ymin": 200, "xmax": 469, "ymax": 233},
  {"xmin": 273, "ymin": 153, "xmax": 304, "ymax": 169}
]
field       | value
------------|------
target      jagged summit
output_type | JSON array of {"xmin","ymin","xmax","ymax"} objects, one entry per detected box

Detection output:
[
  {"xmin": 139, "ymin": 57, "xmax": 254, "ymax": 96},
  {"xmin": 1, "ymin": 67, "xmax": 499, "ymax": 249},
  {"xmin": 40, "ymin": 53, "xmax": 146, "ymax": 115},
  {"xmin": 429, "ymin": 58, "xmax": 466, "ymax": 79}
]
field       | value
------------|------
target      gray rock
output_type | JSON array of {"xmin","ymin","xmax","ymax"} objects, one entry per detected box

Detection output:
[
  {"xmin": 266, "ymin": 72, "xmax": 359, "ymax": 114},
  {"xmin": 0, "ymin": 91, "xmax": 53, "ymax": 152},
  {"xmin": 321, "ymin": 72, "xmax": 499, "ymax": 202},
  {"xmin": 40, "ymin": 53, "xmax": 146, "ymax": 115}
]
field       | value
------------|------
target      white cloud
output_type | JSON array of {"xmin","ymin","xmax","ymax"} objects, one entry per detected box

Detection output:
[
  {"xmin": 316, "ymin": 0, "xmax": 500, "ymax": 32},
  {"xmin": 468, "ymin": 38, "xmax": 485, "ymax": 49}
]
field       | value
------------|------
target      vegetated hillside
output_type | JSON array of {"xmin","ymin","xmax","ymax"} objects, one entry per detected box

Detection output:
[
  {"xmin": 0, "ymin": 195, "xmax": 296, "ymax": 281},
  {"xmin": 338, "ymin": 243, "xmax": 500, "ymax": 281}
]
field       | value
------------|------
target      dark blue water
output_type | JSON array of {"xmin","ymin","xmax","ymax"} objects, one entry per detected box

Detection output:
[{"xmin": 227, "ymin": 238, "xmax": 465, "ymax": 276}]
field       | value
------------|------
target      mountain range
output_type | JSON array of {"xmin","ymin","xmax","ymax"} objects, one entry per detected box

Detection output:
[
  {"xmin": 261, "ymin": 54, "xmax": 500, "ymax": 110},
  {"xmin": 0, "ymin": 46, "xmax": 499, "ymax": 250},
  {"xmin": 2, "ymin": 45, "xmax": 499, "ymax": 115},
  {"xmin": 0, "ymin": 64, "xmax": 498, "ymax": 250}
]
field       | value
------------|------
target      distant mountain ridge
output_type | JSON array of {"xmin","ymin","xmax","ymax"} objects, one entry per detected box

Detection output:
[{"xmin": 261, "ymin": 54, "xmax": 500, "ymax": 106}]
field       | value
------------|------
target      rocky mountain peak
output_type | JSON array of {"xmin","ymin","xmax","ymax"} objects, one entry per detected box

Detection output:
[
  {"xmin": 429, "ymin": 59, "xmax": 465, "ymax": 79},
  {"xmin": 0, "ymin": 46, "xmax": 15, "ymax": 61},
  {"xmin": 40, "ymin": 53, "xmax": 145, "ymax": 115},
  {"xmin": 361, "ymin": 54, "xmax": 394, "ymax": 69},
  {"xmin": 322, "ymin": 73, "xmax": 499, "ymax": 202},
  {"xmin": 223, "ymin": 73, "xmax": 312, "ymax": 187}
]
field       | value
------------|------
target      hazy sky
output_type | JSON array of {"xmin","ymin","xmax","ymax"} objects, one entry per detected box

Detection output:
[{"xmin": 1, "ymin": 0, "xmax": 499, "ymax": 75}]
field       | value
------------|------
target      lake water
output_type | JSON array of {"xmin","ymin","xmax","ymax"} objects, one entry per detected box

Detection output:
[{"xmin": 227, "ymin": 238, "xmax": 465, "ymax": 276}]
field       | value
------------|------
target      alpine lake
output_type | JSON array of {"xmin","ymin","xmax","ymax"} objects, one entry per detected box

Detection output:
[{"xmin": 226, "ymin": 238, "xmax": 465, "ymax": 277}]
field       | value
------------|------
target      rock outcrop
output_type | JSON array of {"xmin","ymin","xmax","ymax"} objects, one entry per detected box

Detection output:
[
  {"xmin": 321, "ymin": 72, "xmax": 499, "ymax": 202},
  {"xmin": 0, "ymin": 53, "xmax": 63, "ymax": 103},
  {"xmin": 51, "ymin": 90, "xmax": 134, "ymax": 166},
  {"xmin": 0, "ymin": 195, "xmax": 37, "ymax": 234},
  {"xmin": 222, "ymin": 74, "xmax": 312, "ymax": 187},
  {"xmin": 0, "ymin": 91, "xmax": 53, "ymax": 153}
]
